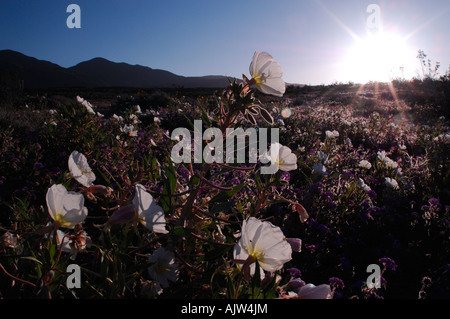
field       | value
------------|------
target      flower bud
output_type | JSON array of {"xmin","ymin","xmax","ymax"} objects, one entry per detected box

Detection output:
[
  {"xmin": 89, "ymin": 185, "xmax": 113, "ymax": 197},
  {"xmin": 108, "ymin": 204, "xmax": 136, "ymax": 225}
]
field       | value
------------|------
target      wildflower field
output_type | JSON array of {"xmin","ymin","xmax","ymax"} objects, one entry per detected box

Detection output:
[{"xmin": 0, "ymin": 53, "xmax": 449, "ymax": 300}]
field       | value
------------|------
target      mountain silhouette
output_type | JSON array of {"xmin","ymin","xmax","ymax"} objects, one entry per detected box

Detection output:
[{"xmin": 0, "ymin": 50, "xmax": 235, "ymax": 89}]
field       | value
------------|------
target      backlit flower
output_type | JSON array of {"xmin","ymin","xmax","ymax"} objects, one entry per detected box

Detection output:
[
  {"xmin": 133, "ymin": 184, "xmax": 168, "ymax": 234},
  {"xmin": 148, "ymin": 247, "xmax": 179, "ymax": 288},
  {"xmin": 249, "ymin": 51, "xmax": 285, "ymax": 97},
  {"xmin": 109, "ymin": 184, "xmax": 168, "ymax": 234},
  {"xmin": 284, "ymin": 283, "xmax": 333, "ymax": 299},
  {"xmin": 325, "ymin": 130, "xmax": 339, "ymax": 138},
  {"xmin": 385, "ymin": 177, "xmax": 399, "ymax": 190},
  {"xmin": 46, "ymin": 184, "xmax": 88, "ymax": 229},
  {"xmin": 359, "ymin": 160, "xmax": 372, "ymax": 169},
  {"xmin": 68, "ymin": 151, "xmax": 96, "ymax": 188},
  {"xmin": 262, "ymin": 142, "xmax": 297, "ymax": 173},
  {"xmin": 358, "ymin": 178, "xmax": 371, "ymax": 192},
  {"xmin": 121, "ymin": 124, "xmax": 138, "ymax": 137},
  {"xmin": 233, "ymin": 217, "xmax": 292, "ymax": 278},
  {"xmin": 312, "ymin": 163, "xmax": 327, "ymax": 175}
]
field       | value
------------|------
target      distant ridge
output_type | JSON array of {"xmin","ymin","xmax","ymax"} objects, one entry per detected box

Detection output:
[{"xmin": 0, "ymin": 49, "xmax": 235, "ymax": 89}]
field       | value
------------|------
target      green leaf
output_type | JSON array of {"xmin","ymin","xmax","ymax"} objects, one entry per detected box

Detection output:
[
  {"xmin": 20, "ymin": 256, "xmax": 43, "ymax": 265},
  {"xmin": 200, "ymin": 105, "xmax": 211, "ymax": 126},
  {"xmin": 209, "ymin": 183, "xmax": 245, "ymax": 205},
  {"xmin": 160, "ymin": 157, "xmax": 177, "ymax": 212},
  {"xmin": 189, "ymin": 173, "xmax": 201, "ymax": 188},
  {"xmin": 210, "ymin": 201, "xmax": 234, "ymax": 215}
]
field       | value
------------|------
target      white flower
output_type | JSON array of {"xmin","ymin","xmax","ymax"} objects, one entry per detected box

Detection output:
[
  {"xmin": 325, "ymin": 130, "xmax": 339, "ymax": 138},
  {"xmin": 121, "ymin": 124, "xmax": 138, "ymax": 137},
  {"xmin": 385, "ymin": 177, "xmax": 399, "ymax": 190},
  {"xmin": 68, "ymin": 151, "xmax": 96, "ymax": 188},
  {"xmin": 249, "ymin": 51, "xmax": 285, "ymax": 97},
  {"xmin": 81, "ymin": 99, "xmax": 95, "ymax": 115},
  {"xmin": 312, "ymin": 163, "xmax": 327, "ymax": 175},
  {"xmin": 377, "ymin": 150, "xmax": 388, "ymax": 161},
  {"xmin": 112, "ymin": 114, "xmax": 124, "ymax": 122},
  {"xmin": 345, "ymin": 138, "xmax": 353, "ymax": 148},
  {"xmin": 46, "ymin": 184, "xmax": 88, "ymax": 229},
  {"xmin": 316, "ymin": 151, "xmax": 329, "ymax": 164},
  {"xmin": 129, "ymin": 114, "xmax": 141, "ymax": 124},
  {"xmin": 148, "ymin": 247, "xmax": 179, "ymax": 288},
  {"xmin": 433, "ymin": 132, "xmax": 450, "ymax": 142},
  {"xmin": 359, "ymin": 160, "xmax": 372, "ymax": 169},
  {"xmin": 286, "ymin": 284, "xmax": 333, "ymax": 299},
  {"xmin": 358, "ymin": 178, "xmax": 371, "ymax": 192},
  {"xmin": 377, "ymin": 150, "xmax": 398, "ymax": 169},
  {"xmin": 262, "ymin": 142, "xmax": 297, "ymax": 173},
  {"xmin": 135, "ymin": 105, "xmax": 142, "ymax": 114},
  {"xmin": 133, "ymin": 184, "xmax": 168, "ymax": 234},
  {"xmin": 50, "ymin": 227, "xmax": 91, "ymax": 259},
  {"xmin": 233, "ymin": 217, "xmax": 292, "ymax": 277},
  {"xmin": 384, "ymin": 158, "xmax": 398, "ymax": 169}
]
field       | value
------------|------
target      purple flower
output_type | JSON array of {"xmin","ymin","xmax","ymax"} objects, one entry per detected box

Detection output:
[
  {"xmin": 280, "ymin": 171, "xmax": 290, "ymax": 183},
  {"xmin": 329, "ymin": 277, "xmax": 345, "ymax": 289},
  {"xmin": 428, "ymin": 198, "xmax": 441, "ymax": 209},
  {"xmin": 367, "ymin": 190, "xmax": 377, "ymax": 200},
  {"xmin": 379, "ymin": 257, "xmax": 397, "ymax": 271},
  {"xmin": 309, "ymin": 182, "xmax": 323, "ymax": 195},
  {"xmin": 34, "ymin": 162, "xmax": 44, "ymax": 170},
  {"xmin": 287, "ymin": 268, "xmax": 302, "ymax": 278}
]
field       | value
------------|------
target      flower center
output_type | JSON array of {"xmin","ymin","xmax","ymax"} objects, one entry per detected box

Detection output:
[
  {"xmin": 152, "ymin": 262, "xmax": 171, "ymax": 275},
  {"xmin": 77, "ymin": 164, "xmax": 92, "ymax": 176}
]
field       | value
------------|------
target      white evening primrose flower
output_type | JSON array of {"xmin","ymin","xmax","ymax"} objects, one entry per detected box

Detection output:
[
  {"xmin": 285, "ymin": 284, "xmax": 333, "ymax": 299},
  {"xmin": 121, "ymin": 124, "xmax": 138, "ymax": 137},
  {"xmin": 68, "ymin": 151, "xmax": 96, "ymax": 188},
  {"xmin": 262, "ymin": 142, "xmax": 298, "ymax": 173},
  {"xmin": 135, "ymin": 105, "xmax": 142, "ymax": 114},
  {"xmin": 316, "ymin": 151, "xmax": 329, "ymax": 165},
  {"xmin": 81, "ymin": 100, "xmax": 96, "ymax": 115},
  {"xmin": 50, "ymin": 227, "xmax": 91, "ymax": 259},
  {"xmin": 249, "ymin": 51, "xmax": 285, "ymax": 97},
  {"xmin": 46, "ymin": 184, "xmax": 88, "ymax": 229},
  {"xmin": 377, "ymin": 150, "xmax": 388, "ymax": 162},
  {"xmin": 133, "ymin": 184, "xmax": 168, "ymax": 234},
  {"xmin": 359, "ymin": 160, "xmax": 372, "ymax": 169},
  {"xmin": 358, "ymin": 178, "xmax": 371, "ymax": 192},
  {"xmin": 312, "ymin": 163, "xmax": 327, "ymax": 175},
  {"xmin": 112, "ymin": 114, "xmax": 124, "ymax": 122},
  {"xmin": 148, "ymin": 247, "xmax": 179, "ymax": 288},
  {"xmin": 233, "ymin": 217, "xmax": 292, "ymax": 277},
  {"xmin": 384, "ymin": 158, "xmax": 398, "ymax": 169},
  {"xmin": 385, "ymin": 177, "xmax": 399, "ymax": 190},
  {"xmin": 325, "ymin": 130, "xmax": 339, "ymax": 138}
]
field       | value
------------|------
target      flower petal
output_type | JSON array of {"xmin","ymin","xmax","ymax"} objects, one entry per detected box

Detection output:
[
  {"xmin": 134, "ymin": 184, "xmax": 168, "ymax": 233},
  {"xmin": 46, "ymin": 184, "xmax": 67, "ymax": 220},
  {"xmin": 298, "ymin": 284, "xmax": 333, "ymax": 299}
]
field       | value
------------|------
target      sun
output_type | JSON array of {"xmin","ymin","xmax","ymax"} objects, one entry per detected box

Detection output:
[{"xmin": 341, "ymin": 31, "xmax": 417, "ymax": 84}]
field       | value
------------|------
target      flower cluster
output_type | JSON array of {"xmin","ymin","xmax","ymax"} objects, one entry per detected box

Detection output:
[{"xmin": 0, "ymin": 50, "xmax": 448, "ymax": 300}]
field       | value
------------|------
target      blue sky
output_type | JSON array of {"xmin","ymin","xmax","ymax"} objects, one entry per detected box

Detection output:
[{"xmin": 1, "ymin": 0, "xmax": 449, "ymax": 84}]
